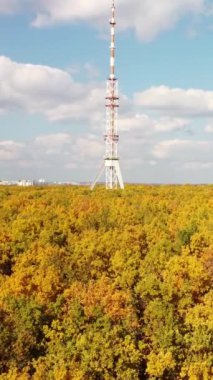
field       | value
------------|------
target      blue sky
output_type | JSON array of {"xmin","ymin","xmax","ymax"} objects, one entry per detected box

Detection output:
[{"xmin": 0, "ymin": 0, "xmax": 212, "ymax": 183}]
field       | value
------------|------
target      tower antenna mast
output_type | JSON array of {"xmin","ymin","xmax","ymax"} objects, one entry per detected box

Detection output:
[{"xmin": 91, "ymin": 0, "xmax": 124, "ymax": 190}]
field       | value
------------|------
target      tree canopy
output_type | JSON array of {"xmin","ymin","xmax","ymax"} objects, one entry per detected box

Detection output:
[{"xmin": 0, "ymin": 185, "xmax": 212, "ymax": 379}]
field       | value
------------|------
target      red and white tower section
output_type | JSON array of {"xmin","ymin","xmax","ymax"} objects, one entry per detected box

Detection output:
[{"xmin": 91, "ymin": 0, "xmax": 124, "ymax": 190}]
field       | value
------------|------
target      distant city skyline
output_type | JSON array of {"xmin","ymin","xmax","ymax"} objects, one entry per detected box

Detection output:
[{"xmin": 0, "ymin": 0, "xmax": 212, "ymax": 183}]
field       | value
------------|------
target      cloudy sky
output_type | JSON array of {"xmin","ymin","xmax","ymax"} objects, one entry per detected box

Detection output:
[{"xmin": 0, "ymin": 0, "xmax": 213, "ymax": 183}]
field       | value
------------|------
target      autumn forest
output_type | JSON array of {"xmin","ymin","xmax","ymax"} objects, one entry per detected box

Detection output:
[{"xmin": 0, "ymin": 185, "xmax": 212, "ymax": 380}]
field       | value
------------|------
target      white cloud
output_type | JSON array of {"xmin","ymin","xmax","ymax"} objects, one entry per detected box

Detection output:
[
  {"xmin": 0, "ymin": 56, "xmax": 211, "ymax": 138},
  {"xmin": 0, "ymin": 0, "xmax": 209, "ymax": 41},
  {"xmin": 152, "ymin": 139, "xmax": 213, "ymax": 162},
  {"xmin": 118, "ymin": 0, "xmax": 205, "ymax": 41},
  {"xmin": 34, "ymin": 133, "xmax": 72, "ymax": 155},
  {"xmin": 73, "ymin": 135, "xmax": 103, "ymax": 160},
  {"xmin": 0, "ymin": 133, "xmax": 103, "ymax": 177},
  {"xmin": 119, "ymin": 114, "xmax": 152, "ymax": 132},
  {"xmin": 0, "ymin": 0, "xmax": 20, "ymax": 14},
  {"xmin": 1, "ymin": 57, "xmax": 192, "ymax": 135},
  {"xmin": 184, "ymin": 161, "xmax": 213, "ymax": 169},
  {"xmin": 154, "ymin": 117, "xmax": 190, "ymax": 132},
  {"xmin": 149, "ymin": 138, "xmax": 213, "ymax": 182},
  {"xmin": 46, "ymin": 87, "xmax": 104, "ymax": 123},
  {"xmin": 31, "ymin": 0, "xmax": 108, "ymax": 28},
  {"xmin": 0, "ymin": 56, "xmax": 212, "ymax": 183},
  {"xmin": 0, "ymin": 132, "xmax": 212, "ymax": 183},
  {"xmin": 0, "ymin": 140, "xmax": 25, "ymax": 161},
  {"xmin": 84, "ymin": 63, "xmax": 100, "ymax": 79},
  {"xmin": 34, "ymin": 133, "xmax": 103, "ymax": 163},
  {"xmin": 119, "ymin": 114, "xmax": 190, "ymax": 134},
  {"xmin": 205, "ymin": 123, "xmax": 213, "ymax": 133},
  {"xmin": 0, "ymin": 56, "xmax": 104, "ymax": 123},
  {"xmin": 134, "ymin": 86, "xmax": 213, "ymax": 116}
]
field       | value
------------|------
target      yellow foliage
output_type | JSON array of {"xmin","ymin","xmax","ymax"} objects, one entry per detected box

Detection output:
[
  {"xmin": 0, "ymin": 367, "xmax": 30, "ymax": 380},
  {"xmin": 146, "ymin": 351, "xmax": 175, "ymax": 377},
  {"xmin": 0, "ymin": 185, "xmax": 212, "ymax": 379}
]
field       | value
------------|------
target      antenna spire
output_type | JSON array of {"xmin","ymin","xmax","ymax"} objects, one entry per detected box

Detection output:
[{"xmin": 91, "ymin": 0, "xmax": 124, "ymax": 190}]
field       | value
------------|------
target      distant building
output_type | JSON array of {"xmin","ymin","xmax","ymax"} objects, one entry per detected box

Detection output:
[
  {"xmin": 18, "ymin": 180, "xmax": 34, "ymax": 187},
  {"xmin": 0, "ymin": 180, "xmax": 18, "ymax": 186}
]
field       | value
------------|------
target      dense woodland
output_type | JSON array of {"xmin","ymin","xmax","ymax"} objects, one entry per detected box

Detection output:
[{"xmin": 0, "ymin": 185, "xmax": 212, "ymax": 380}]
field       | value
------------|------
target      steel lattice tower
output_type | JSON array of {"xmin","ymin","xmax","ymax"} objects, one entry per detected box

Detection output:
[{"xmin": 91, "ymin": 0, "xmax": 124, "ymax": 190}]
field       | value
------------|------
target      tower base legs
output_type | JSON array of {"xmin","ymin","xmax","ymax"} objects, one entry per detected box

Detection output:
[
  {"xmin": 90, "ymin": 162, "xmax": 105, "ymax": 190},
  {"xmin": 91, "ymin": 159, "xmax": 124, "ymax": 190}
]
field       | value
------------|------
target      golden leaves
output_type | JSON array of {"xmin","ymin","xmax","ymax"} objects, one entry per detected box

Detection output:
[{"xmin": 0, "ymin": 185, "xmax": 212, "ymax": 379}]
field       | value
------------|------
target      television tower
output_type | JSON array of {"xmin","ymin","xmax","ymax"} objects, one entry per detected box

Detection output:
[{"xmin": 91, "ymin": 0, "xmax": 124, "ymax": 190}]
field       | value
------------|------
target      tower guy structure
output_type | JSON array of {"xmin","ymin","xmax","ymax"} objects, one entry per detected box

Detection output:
[{"xmin": 91, "ymin": 0, "xmax": 124, "ymax": 190}]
